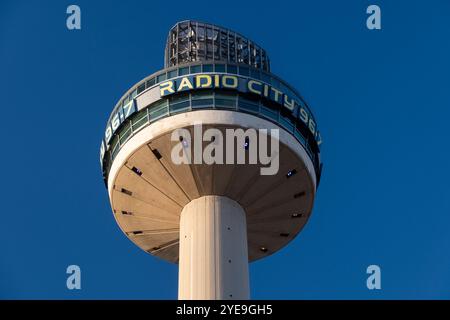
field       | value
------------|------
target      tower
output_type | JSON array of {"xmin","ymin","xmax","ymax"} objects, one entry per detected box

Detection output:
[{"xmin": 100, "ymin": 20, "xmax": 322, "ymax": 300}]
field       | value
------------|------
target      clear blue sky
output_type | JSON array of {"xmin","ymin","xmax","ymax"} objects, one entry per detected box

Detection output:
[{"xmin": 1, "ymin": 0, "xmax": 449, "ymax": 299}]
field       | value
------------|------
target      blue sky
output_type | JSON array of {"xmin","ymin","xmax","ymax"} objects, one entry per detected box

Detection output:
[{"xmin": 1, "ymin": 0, "xmax": 449, "ymax": 299}]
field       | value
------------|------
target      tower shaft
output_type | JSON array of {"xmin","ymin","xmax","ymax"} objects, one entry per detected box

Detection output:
[{"xmin": 178, "ymin": 196, "xmax": 250, "ymax": 300}]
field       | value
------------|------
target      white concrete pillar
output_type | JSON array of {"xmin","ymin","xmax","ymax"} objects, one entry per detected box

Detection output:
[{"xmin": 178, "ymin": 195, "xmax": 250, "ymax": 300}]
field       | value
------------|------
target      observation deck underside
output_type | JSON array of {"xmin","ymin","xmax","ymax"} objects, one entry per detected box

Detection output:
[{"xmin": 108, "ymin": 111, "xmax": 316, "ymax": 263}]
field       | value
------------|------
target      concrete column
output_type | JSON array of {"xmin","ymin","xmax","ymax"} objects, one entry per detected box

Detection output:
[{"xmin": 178, "ymin": 195, "xmax": 250, "ymax": 300}]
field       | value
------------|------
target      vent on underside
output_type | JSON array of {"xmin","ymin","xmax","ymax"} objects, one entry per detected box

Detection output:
[
  {"xmin": 121, "ymin": 188, "xmax": 132, "ymax": 196},
  {"xmin": 286, "ymin": 169, "xmax": 297, "ymax": 178},
  {"xmin": 152, "ymin": 148, "xmax": 162, "ymax": 160},
  {"xmin": 131, "ymin": 166, "xmax": 142, "ymax": 176},
  {"xmin": 293, "ymin": 191, "xmax": 305, "ymax": 198}
]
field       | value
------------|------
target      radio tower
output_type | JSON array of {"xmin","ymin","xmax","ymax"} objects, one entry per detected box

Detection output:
[{"xmin": 100, "ymin": 20, "xmax": 322, "ymax": 299}]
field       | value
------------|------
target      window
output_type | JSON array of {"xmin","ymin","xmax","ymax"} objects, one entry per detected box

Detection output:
[
  {"xmin": 157, "ymin": 73, "xmax": 167, "ymax": 83},
  {"xmin": 280, "ymin": 108, "xmax": 295, "ymax": 132},
  {"xmin": 241, "ymin": 39, "xmax": 249, "ymax": 64},
  {"xmin": 213, "ymin": 28, "xmax": 220, "ymax": 60},
  {"xmin": 261, "ymin": 72, "xmax": 271, "ymax": 85},
  {"xmin": 197, "ymin": 41, "xmax": 206, "ymax": 60},
  {"xmin": 197, "ymin": 24, "xmax": 205, "ymax": 41},
  {"xmin": 192, "ymin": 99, "xmax": 213, "ymax": 108},
  {"xmin": 111, "ymin": 142, "xmax": 120, "ymax": 160},
  {"xmin": 169, "ymin": 94, "xmax": 190, "ymax": 114},
  {"xmin": 220, "ymin": 31, "xmax": 228, "ymax": 60},
  {"xmin": 170, "ymin": 101, "xmax": 190, "ymax": 113},
  {"xmin": 250, "ymin": 69, "xmax": 260, "ymax": 80},
  {"xmin": 191, "ymin": 91, "xmax": 213, "ymax": 108},
  {"xmin": 146, "ymin": 77, "xmax": 155, "ymax": 88},
  {"xmin": 110, "ymin": 134, "xmax": 119, "ymax": 149},
  {"xmin": 168, "ymin": 70, "xmax": 178, "ymax": 79},
  {"xmin": 119, "ymin": 122, "xmax": 132, "ymax": 145},
  {"xmin": 179, "ymin": 67, "xmax": 189, "ymax": 76},
  {"xmin": 305, "ymin": 141, "xmax": 314, "ymax": 158},
  {"xmin": 238, "ymin": 97, "xmax": 259, "ymax": 113},
  {"xmin": 130, "ymin": 110, "xmax": 148, "ymax": 131},
  {"xmin": 227, "ymin": 64, "xmax": 237, "ymax": 74},
  {"xmin": 229, "ymin": 33, "xmax": 236, "ymax": 63},
  {"xmin": 206, "ymin": 27, "xmax": 214, "ymax": 40},
  {"xmin": 203, "ymin": 64, "xmax": 213, "ymax": 72},
  {"xmin": 137, "ymin": 83, "xmax": 146, "ymax": 94},
  {"xmin": 215, "ymin": 93, "xmax": 236, "ymax": 109},
  {"xmin": 206, "ymin": 28, "xmax": 213, "ymax": 60},
  {"xmin": 236, "ymin": 36, "xmax": 243, "ymax": 62},
  {"xmin": 262, "ymin": 50, "xmax": 268, "ymax": 70},
  {"xmin": 110, "ymin": 135, "xmax": 120, "ymax": 160},
  {"xmin": 249, "ymin": 43, "xmax": 255, "ymax": 66},
  {"xmin": 254, "ymin": 47, "xmax": 261, "ymax": 69},
  {"xmin": 190, "ymin": 65, "xmax": 202, "ymax": 73},
  {"xmin": 170, "ymin": 94, "xmax": 189, "ymax": 103},
  {"xmin": 294, "ymin": 129, "xmax": 305, "ymax": 145},
  {"xmin": 239, "ymin": 66, "xmax": 249, "ymax": 76},
  {"xmin": 149, "ymin": 100, "xmax": 168, "ymax": 122},
  {"xmin": 280, "ymin": 112, "xmax": 294, "ymax": 132},
  {"xmin": 271, "ymin": 77, "xmax": 280, "ymax": 88},
  {"xmin": 214, "ymin": 64, "xmax": 225, "ymax": 73},
  {"xmin": 261, "ymin": 102, "xmax": 278, "ymax": 121}
]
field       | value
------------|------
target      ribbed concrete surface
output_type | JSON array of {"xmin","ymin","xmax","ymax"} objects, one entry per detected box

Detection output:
[{"xmin": 108, "ymin": 111, "xmax": 316, "ymax": 263}]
